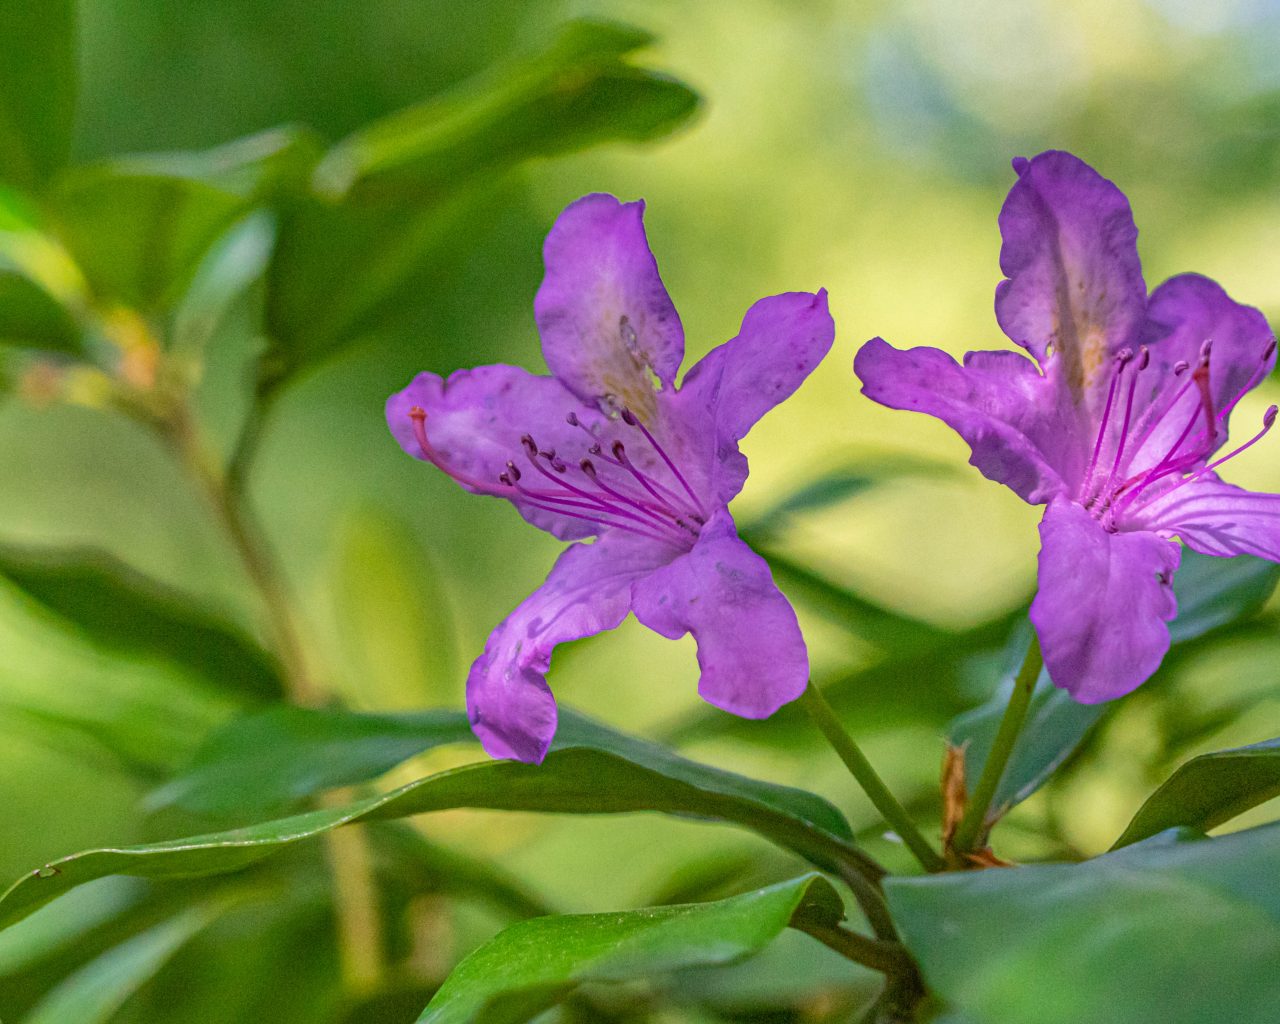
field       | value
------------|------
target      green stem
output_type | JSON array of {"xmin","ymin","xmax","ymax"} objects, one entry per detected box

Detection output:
[
  {"xmin": 951, "ymin": 635, "xmax": 1043, "ymax": 854},
  {"xmin": 799, "ymin": 682, "xmax": 945, "ymax": 873},
  {"xmin": 792, "ymin": 919, "xmax": 917, "ymax": 977},
  {"xmin": 166, "ymin": 406, "xmax": 385, "ymax": 991}
]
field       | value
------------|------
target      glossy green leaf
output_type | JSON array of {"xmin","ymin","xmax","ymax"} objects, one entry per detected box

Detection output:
[
  {"xmin": 951, "ymin": 551, "xmax": 1280, "ymax": 817},
  {"xmin": 265, "ymin": 20, "xmax": 696, "ymax": 381},
  {"xmin": 0, "ymin": 272, "xmax": 80, "ymax": 352},
  {"xmin": 2, "ymin": 712, "xmax": 869, "ymax": 930},
  {"xmin": 49, "ymin": 167, "xmax": 248, "ymax": 311},
  {"xmin": 417, "ymin": 875, "xmax": 843, "ymax": 1024},
  {"xmin": 1113, "ymin": 737, "xmax": 1280, "ymax": 848},
  {"xmin": 0, "ymin": 1, "xmax": 75, "ymax": 191},
  {"xmin": 887, "ymin": 823, "xmax": 1280, "ymax": 1024},
  {"xmin": 0, "ymin": 544, "xmax": 283, "ymax": 700},
  {"xmin": 21, "ymin": 908, "xmax": 212, "ymax": 1024},
  {"xmin": 150, "ymin": 706, "xmax": 474, "ymax": 815},
  {"xmin": 313, "ymin": 19, "xmax": 698, "ymax": 201}
]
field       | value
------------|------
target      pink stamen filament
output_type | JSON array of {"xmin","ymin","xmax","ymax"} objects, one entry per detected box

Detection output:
[
  {"xmin": 622, "ymin": 409, "xmax": 707, "ymax": 517},
  {"xmin": 1105, "ymin": 347, "xmax": 1148, "ymax": 485},
  {"xmin": 1080, "ymin": 350, "xmax": 1132, "ymax": 502},
  {"xmin": 1123, "ymin": 405, "xmax": 1278, "ymax": 521}
]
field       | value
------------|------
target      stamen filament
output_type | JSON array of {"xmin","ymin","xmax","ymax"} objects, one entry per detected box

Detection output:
[{"xmin": 622, "ymin": 409, "xmax": 707, "ymax": 516}]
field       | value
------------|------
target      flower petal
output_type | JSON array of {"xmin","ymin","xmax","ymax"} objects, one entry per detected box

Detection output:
[
  {"xmin": 1132, "ymin": 274, "xmax": 1276, "ymax": 472},
  {"xmin": 995, "ymin": 151, "xmax": 1146, "ymax": 417},
  {"xmin": 386, "ymin": 365, "xmax": 611, "ymax": 541},
  {"xmin": 467, "ymin": 533, "xmax": 673, "ymax": 763},
  {"xmin": 1137, "ymin": 474, "xmax": 1280, "ymax": 562},
  {"xmin": 854, "ymin": 338, "xmax": 1074, "ymax": 504},
  {"xmin": 534, "ymin": 193, "xmax": 683, "ymax": 417},
  {"xmin": 1030, "ymin": 497, "xmax": 1180, "ymax": 703},
  {"xmin": 631, "ymin": 511, "xmax": 808, "ymax": 718},
  {"xmin": 680, "ymin": 290, "xmax": 836, "ymax": 442}
]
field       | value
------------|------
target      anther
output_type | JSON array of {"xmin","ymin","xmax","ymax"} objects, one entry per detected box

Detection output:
[
  {"xmin": 589, "ymin": 443, "xmax": 603, "ymax": 456},
  {"xmin": 1266, "ymin": 405, "xmax": 1278, "ymax": 429},
  {"xmin": 549, "ymin": 457, "xmax": 567, "ymax": 473},
  {"xmin": 1266, "ymin": 339, "xmax": 1277, "ymax": 361},
  {"xmin": 1174, "ymin": 360, "xmax": 1190, "ymax": 375},
  {"xmin": 566, "ymin": 411, "xmax": 580, "ymax": 427},
  {"xmin": 498, "ymin": 472, "xmax": 512, "ymax": 486},
  {"xmin": 619, "ymin": 316, "xmax": 638, "ymax": 349},
  {"xmin": 621, "ymin": 408, "xmax": 638, "ymax": 426},
  {"xmin": 612, "ymin": 441, "xmax": 627, "ymax": 460},
  {"xmin": 521, "ymin": 435, "xmax": 537, "ymax": 455},
  {"xmin": 1199, "ymin": 339, "xmax": 1213, "ymax": 363},
  {"xmin": 1116, "ymin": 347, "xmax": 1134, "ymax": 365},
  {"xmin": 505, "ymin": 461, "xmax": 522, "ymax": 482},
  {"xmin": 1137, "ymin": 346, "xmax": 1150, "ymax": 371},
  {"xmin": 539, "ymin": 448, "xmax": 556, "ymax": 460},
  {"xmin": 580, "ymin": 458, "xmax": 597, "ymax": 476}
]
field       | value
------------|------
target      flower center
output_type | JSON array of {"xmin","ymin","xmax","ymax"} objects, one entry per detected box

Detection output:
[
  {"xmin": 408, "ymin": 406, "xmax": 706, "ymax": 548},
  {"xmin": 1078, "ymin": 338, "xmax": 1277, "ymax": 531}
]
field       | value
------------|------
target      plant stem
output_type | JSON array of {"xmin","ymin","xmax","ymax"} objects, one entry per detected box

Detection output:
[
  {"xmin": 792, "ymin": 918, "xmax": 916, "ymax": 977},
  {"xmin": 799, "ymin": 682, "xmax": 945, "ymax": 873},
  {"xmin": 167, "ymin": 407, "xmax": 385, "ymax": 991},
  {"xmin": 950, "ymin": 635, "xmax": 1043, "ymax": 854}
]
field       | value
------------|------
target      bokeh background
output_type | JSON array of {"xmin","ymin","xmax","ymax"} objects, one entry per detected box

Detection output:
[{"xmin": 2, "ymin": 1, "xmax": 1279, "ymax": 1020}]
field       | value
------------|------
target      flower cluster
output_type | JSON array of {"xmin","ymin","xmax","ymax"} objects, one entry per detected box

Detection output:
[{"xmin": 390, "ymin": 154, "xmax": 1280, "ymax": 762}]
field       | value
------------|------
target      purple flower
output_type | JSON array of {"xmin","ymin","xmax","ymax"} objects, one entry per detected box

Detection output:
[
  {"xmin": 855, "ymin": 151, "xmax": 1278, "ymax": 703},
  {"xmin": 388, "ymin": 194, "xmax": 834, "ymax": 762}
]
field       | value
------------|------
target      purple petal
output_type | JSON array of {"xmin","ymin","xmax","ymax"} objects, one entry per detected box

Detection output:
[
  {"xmin": 631, "ymin": 511, "xmax": 808, "ymax": 718},
  {"xmin": 1137, "ymin": 474, "xmax": 1280, "ymax": 562},
  {"xmin": 1134, "ymin": 274, "xmax": 1276, "ymax": 471},
  {"xmin": 534, "ymin": 194, "xmax": 683, "ymax": 414},
  {"xmin": 996, "ymin": 151, "xmax": 1146, "ymax": 417},
  {"xmin": 854, "ymin": 338, "xmax": 1075, "ymax": 503},
  {"xmin": 680, "ymin": 290, "xmax": 835, "ymax": 442},
  {"xmin": 386, "ymin": 365, "xmax": 612, "ymax": 541},
  {"xmin": 467, "ymin": 533, "xmax": 674, "ymax": 763},
  {"xmin": 1030, "ymin": 498, "xmax": 1180, "ymax": 703},
  {"xmin": 674, "ymin": 290, "xmax": 835, "ymax": 506}
]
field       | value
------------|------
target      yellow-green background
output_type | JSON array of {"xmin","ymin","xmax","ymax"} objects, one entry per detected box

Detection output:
[{"xmin": 2, "ymin": 0, "xmax": 1279, "ymax": 999}]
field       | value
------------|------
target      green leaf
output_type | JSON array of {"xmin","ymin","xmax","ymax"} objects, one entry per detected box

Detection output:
[
  {"xmin": 21, "ymin": 908, "xmax": 213, "ymax": 1024},
  {"xmin": 49, "ymin": 167, "xmax": 249, "ymax": 312},
  {"xmin": 1166, "ymin": 550, "xmax": 1280, "ymax": 643},
  {"xmin": 0, "ymin": 878, "xmax": 140, "ymax": 977},
  {"xmin": 886, "ymin": 823, "xmax": 1280, "ymax": 1024},
  {"xmin": 0, "ymin": 0, "xmax": 75, "ymax": 191},
  {"xmin": 150, "ymin": 705, "xmax": 474, "ymax": 815},
  {"xmin": 950, "ymin": 551, "xmax": 1280, "ymax": 817},
  {"xmin": 265, "ymin": 20, "xmax": 697, "ymax": 381},
  {"xmin": 1113, "ymin": 737, "xmax": 1280, "ymax": 849},
  {"xmin": 0, "ymin": 544, "xmax": 283, "ymax": 700},
  {"xmin": 0, "ymin": 272, "xmax": 80, "ymax": 352},
  {"xmin": 2, "ymin": 712, "xmax": 869, "ymax": 930},
  {"xmin": 417, "ymin": 875, "xmax": 843, "ymax": 1024},
  {"xmin": 313, "ymin": 19, "xmax": 698, "ymax": 201}
]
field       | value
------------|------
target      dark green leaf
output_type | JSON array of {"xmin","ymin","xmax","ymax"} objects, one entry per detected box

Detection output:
[
  {"xmin": 313, "ymin": 19, "xmax": 698, "ymax": 201},
  {"xmin": 0, "ymin": 544, "xmax": 282, "ymax": 700},
  {"xmin": 0, "ymin": 0, "xmax": 75, "ymax": 190},
  {"xmin": 49, "ymin": 167, "xmax": 249, "ymax": 311},
  {"xmin": 264, "ymin": 20, "xmax": 697, "ymax": 381},
  {"xmin": 887, "ymin": 823, "xmax": 1280, "ymax": 1024},
  {"xmin": 21, "ymin": 908, "xmax": 213, "ymax": 1024},
  {"xmin": 0, "ymin": 272, "xmax": 80, "ymax": 352},
  {"xmin": 951, "ymin": 550, "xmax": 1280, "ymax": 817},
  {"xmin": 417, "ymin": 875, "xmax": 843, "ymax": 1024},
  {"xmin": 1166, "ymin": 551, "xmax": 1280, "ymax": 644},
  {"xmin": 1113, "ymin": 737, "xmax": 1280, "ymax": 849},
  {"xmin": 1, "ymin": 712, "xmax": 869, "ymax": 930},
  {"xmin": 150, "ymin": 706, "xmax": 474, "ymax": 815}
]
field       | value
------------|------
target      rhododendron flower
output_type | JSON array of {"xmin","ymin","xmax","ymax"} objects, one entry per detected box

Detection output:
[
  {"xmin": 388, "ymin": 194, "xmax": 834, "ymax": 763},
  {"xmin": 856, "ymin": 151, "xmax": 1279, "ymax": 703}
]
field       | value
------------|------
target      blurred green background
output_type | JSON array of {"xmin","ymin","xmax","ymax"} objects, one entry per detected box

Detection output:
[{"xmin": 2, "ymin": 0, "xmax": 1279, "ymax": 1020}]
